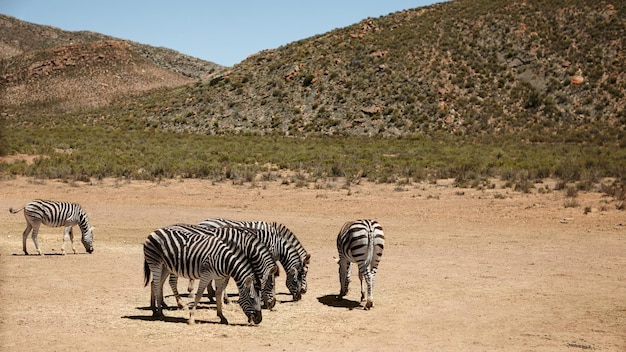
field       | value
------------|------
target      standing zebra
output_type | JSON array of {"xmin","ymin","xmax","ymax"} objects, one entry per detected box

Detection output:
[
  {"xmin": 143, "ymin": 226, "xmax": 263, "ymax": 325},
  {"xmin": 167, "ymin": 224, "xmax": 279, "ymax": 309},
  {"xmin": 199, "ymin": 219, "xmax": 305, "ymax": 301},
  {"xmin": 9, "ymin": 199, "xmax": 95, "ymax": 255},
  {"xmin": 336, "ymin": 219, "xmax": 385, "ymax": 310}
]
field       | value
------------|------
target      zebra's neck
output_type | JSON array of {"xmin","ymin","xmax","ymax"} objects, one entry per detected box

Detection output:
[
  {"xmin": 77, "ymin": 210, "xmax": 91, "ymax": 235},
  {"xmin": 224, "ymin": 249, "xmax": 255, "ymax": 284}
]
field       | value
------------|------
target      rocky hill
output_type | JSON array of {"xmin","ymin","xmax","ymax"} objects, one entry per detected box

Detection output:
[
  {"xmin": 0, "ymin": 14, "xmax": 223, "ymax": 111},
  {"xmin": 2, "ymin": 0, "xmax": 625, "ymax": 143}
]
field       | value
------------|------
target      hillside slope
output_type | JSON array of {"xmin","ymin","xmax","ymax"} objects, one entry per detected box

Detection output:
[
  {"xmin": 2, "ymin": 0, "xmax": 625, "ymax": 143},
  {"xmin": 0, "ymin": 14, "xmax": 223, "ymax": 111}
]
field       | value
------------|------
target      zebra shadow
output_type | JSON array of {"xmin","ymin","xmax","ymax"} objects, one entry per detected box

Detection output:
[
  {"xmin": 123, "ymin": 313, "xmax": 253, "ymax": 326},
  {"xmin": 122, "ymin": 314, "xmax": 189, "ymax": 324},
  {"xmin": 275, "ymin": 292, "xmax": 300, "ymax": 304},
  {"xmin": 317, "ymin": 294, "xmax": 361, "ymax": 309},
  {"xmin": 122, "ymin": 314, "xmax": 235, "ymax": 325},
  {"xmin": 12, "ymin": 252, "xmax": 87, "ymax": 256}
]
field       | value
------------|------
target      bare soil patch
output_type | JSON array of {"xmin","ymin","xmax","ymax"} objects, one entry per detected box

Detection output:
[{"xmin": 1, "ymin": 176, "xmax": 624, "ymax": 351}]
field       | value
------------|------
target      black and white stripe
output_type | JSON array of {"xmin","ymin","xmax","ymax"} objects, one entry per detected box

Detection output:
[
  {"xmin": 167, "ymin": 224, "xmax": 279, "ymax": 309},
  {"xmin": 336, "ymin": 219, "xmax": 385, "ymax": 310},
  {"xmin": 200, "ymin": 218, "xmax": 310, "ymax": 291},
  {"xmin": 9, "ymin": 199, "xmax": 94, "ymax": 255},
  {"xmin": 143, "ymin": 226, "xmax": 263, "ymax": 325},
  {"xmin": 199, "ymin": 218, "xmax": 306, "ymax": 301}
]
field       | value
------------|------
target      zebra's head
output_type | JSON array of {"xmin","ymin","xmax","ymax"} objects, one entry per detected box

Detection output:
[
  {"xmin": 82, "ymin": 226, "xmax": 95, "ymax": 253},
  {"xmin": 238, "ymin": 275, "xmax": 262, "ymax": 325},
  {"xmin": 261, "ymin": 266, "xmax": 278, "ymax": 310},
  {"xmin": 300, "ymin": 254, "xmax": 311, "ymax": 294},
  {"xmin": 286, "ymin": 266, "xmax": 303, "ymax": 301}
]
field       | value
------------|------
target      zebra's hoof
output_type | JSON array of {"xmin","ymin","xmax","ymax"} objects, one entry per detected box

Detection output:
[
  {"xmin": 152, "ymin": 312, "xmax": 164, "ymax": 319},
  {"xmin": 187, "ymin": 319, "xmax": 195, "ymax": 325},
  {"xmin": 364, "ymin": 301, "xmax": 373, "ymax": 310}
]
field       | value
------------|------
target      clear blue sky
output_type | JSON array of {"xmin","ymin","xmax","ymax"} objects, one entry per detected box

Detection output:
[{"xmin": 1, "ymin": 0, "xmax": 440, "ymax": 66}]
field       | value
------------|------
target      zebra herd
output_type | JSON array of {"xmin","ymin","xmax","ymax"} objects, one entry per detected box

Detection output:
[{"xmin": 10, "ymin": 199, "xmax": 385, "ymax": 325}]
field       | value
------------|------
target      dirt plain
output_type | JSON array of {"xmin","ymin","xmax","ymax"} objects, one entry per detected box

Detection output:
[{"xmin": 0, "ymin": 175, "xmax": 624, "ymax": 351}]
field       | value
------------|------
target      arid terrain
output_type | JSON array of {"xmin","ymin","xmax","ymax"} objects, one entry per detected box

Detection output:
[{"xmin": 0, "ymin": 176, "xmax": 624, "ymax": 351}]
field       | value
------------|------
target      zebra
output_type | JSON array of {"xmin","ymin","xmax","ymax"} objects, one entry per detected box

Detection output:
[
  {"xmin": 199, "ymin": 219, "xmax": 305, "ymax": 301},
  {"xmin": 200, "ymin": 218, "xmax": 310, "ymax": 294},
  {"xmin": 143, "ymin": 226, "xmax": 263, "ymax": 325},
  {"xmin": 167, "ymin": 224, "xmax": 279, "ymax": 309},
  {"xmin": 9, "ymin": 199, "xmax": 95, "ymax": 255},
  {"xmin": 336, "ymin": 219, "xmax": 385, "ymax": 310}
]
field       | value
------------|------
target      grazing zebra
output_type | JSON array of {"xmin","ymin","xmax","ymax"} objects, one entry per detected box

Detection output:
[
  {"xmin": 336, "ymin": 219, "xmax": 385, "ymax": 310},
  {"xmin": 200, "ymin": 218, "xmax": 310, "ymax": 292},
  {"xmin": 167, "ymin": 224, "xmax": 279, "ymax": 309},
  {"xmin": 9, "ymin": 199, "xmax": 95, "ymax": 255},
  {"xmin": 143, "ymin": 226, "xmax": 262, "ymax": 325},
  {"xmin": 199, "ymin": 219, "xmax": 305, "ymax": 301}
]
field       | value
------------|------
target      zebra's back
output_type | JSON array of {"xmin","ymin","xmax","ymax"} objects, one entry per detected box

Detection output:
[
  {"xmin": 201, "ymin": 218, "xmax": 309, "ymax": 262},
  {"xmin": 171, "ymin": 224, "xmax": 277, "ymax": 278},
  {"xmin": 25, "ymin": 200, "xmax": 86, "ymax": 228}
]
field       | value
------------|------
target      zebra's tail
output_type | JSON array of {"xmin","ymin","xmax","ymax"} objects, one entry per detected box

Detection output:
[
  {"xmin": 9, "ymin": 206, "xmax": 24, "ymax": 214},
  {"xmin": 143, "ymin": 260, "xmax": 151, "ymax": 287},
  {"xmin": 364, "ymin": 227, "xmax": 375, "ymax": 270}
]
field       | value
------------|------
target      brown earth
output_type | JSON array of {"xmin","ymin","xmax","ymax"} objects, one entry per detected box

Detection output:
[{"xmin": 0, "ymin": 176, "xmax": 624, "ymax": 351}]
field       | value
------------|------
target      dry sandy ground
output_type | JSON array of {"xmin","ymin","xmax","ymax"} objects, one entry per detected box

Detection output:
[{"xmin": 0, "ymin": 176, "xmax": 624, "ymax": 351}]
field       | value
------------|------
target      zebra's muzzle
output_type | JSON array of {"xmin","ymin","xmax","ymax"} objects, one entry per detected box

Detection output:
[
  {"xmin": 248, "ymin": 310, "xmax": 262, "ymax": 325},
  {"xmin": 262, "ymin": 297, "xmax": 276, "ymax": 310},
  {"xmin": 292, "ymin": 291, "xmax": 302, "ymax": 301}
]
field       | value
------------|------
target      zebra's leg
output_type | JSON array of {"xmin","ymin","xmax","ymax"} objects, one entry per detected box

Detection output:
[
  {"xmin": 358, "ymin": 270, "xmax": 366, "ymax": 302},
  {"xmin": 69, "ymin": 226, "xmax": 77, "ymax": 254},
  {"xmin": 187, "ymin": 279, "xmax": 196, "ymax": 301},
  {"xmin": 214, "ymin": 278, "xmax": 229, "ymax": 324},
  {"xmin": 61, "ymin": 225, "xmax": 74, "ymax": 255},
  {"xmin": 30, "ymin": 222, "xmax": 43, "ymax": 256},
  {"xmin": 149, "ymin": 265, "xmax": 167, "ymax": 318},
  {"xmin": 206, "ymin": 280, "xmax": 217, "ymax": 304},
  {"xmin": 337, "ymin": 258, "xmax": 352, "ymax": 298},
  {"xmin": 188, "ymin": 274, "xmax": 213, "ymax": 325},
  {"xmin": 212, "ymin": 278, "xmax": 225, "ymax": 305},
  {"xmin": 21, "ymin": 222, "xmax": 33, "ymax": 255},
  {"xmin": 168, "ymin": 274, "xmax": 186, "ymax": 309},
  {"xmin": 360, "ymin": 268, "xmax": 374, "ymax": 310}
]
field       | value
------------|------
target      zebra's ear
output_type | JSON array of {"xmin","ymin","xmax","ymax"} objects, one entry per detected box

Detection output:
[
  {"xmin": 333, "ymin": 256, "xmax": 339, "ymax": 264},
  {"xmin": 89, "ymin": 226, "xmax": 95, "ymax": 231},
  {"xmin": 304, "ymin": 254, "xmax": 311, "ymax": 264}
]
